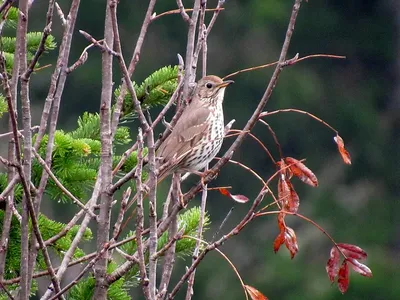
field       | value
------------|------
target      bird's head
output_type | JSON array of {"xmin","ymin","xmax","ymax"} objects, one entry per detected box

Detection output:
[{"xmin": 195, "ymin": 75, "xmax": 234, "ymax": 103}]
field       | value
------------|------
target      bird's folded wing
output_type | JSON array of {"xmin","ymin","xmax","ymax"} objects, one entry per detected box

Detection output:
[{"xmin": 157, "ymin": 105, "xmax": 210, "ymax": 163}]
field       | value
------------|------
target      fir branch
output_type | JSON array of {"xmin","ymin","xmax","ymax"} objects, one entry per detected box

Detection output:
[
  {"xmin": 0, "ymin": 32, "xmax": 56, "ymax": 54},
  {"xmin": 116, "ymin": 65, "xmax": 179, "ymax": 118},
  {"xmin": 0, "ymin": 94, "xmax": 6, "ymax": 118}
]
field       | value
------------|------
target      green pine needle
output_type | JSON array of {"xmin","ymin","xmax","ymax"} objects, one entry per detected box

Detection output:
[{"xmin": 116, "ymin": 65, "xmax": 179, "ymax": 118}]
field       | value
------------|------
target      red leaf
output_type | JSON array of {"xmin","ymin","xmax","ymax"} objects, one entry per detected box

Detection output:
[
  {"xmin": 273, "ymin": 232, "xmax": 285, "ymax": 253},
  {"xmin": 337, "ymin": 243, "xmax": 367, "ymax": 260},
  {"xmin": 285, "ymin": 157, "xmax": 318, "ymax": 187},
  {"xmin": 284, "ymin": 227, "xmax": 298, "ymax": 259},
  {"xmin": 277, "ymin": 212, "xmax": 286, "ymax": 231},
  {"xmin": 244, "ymin": 285, "xmax": 269, "ymax": 300},
  {"xmin": 218, "ymin": 187, "xmax": 231, "ymax": 197},
  {"xmin": 326, "ymin": 247, "xmax": 340, "ymax": 283},
  {"xmin": 337, "ymin": 260, "xmax": 350, "ymax": 294},
  {"xmin": 278, "ymin": 177, "xmax": 299, "ymax": 213},
  {"xmin": 278, "ymin": 176, "xmax": 290, "ymax": 207},
  {"xmin": 286, "ymin": 180, "xmax": 299, "ymax": 213},
  {"xmin": 347, "ymin": 258, "xmax": 373, "ymax": 278},
  {"xmin": 334, "ymin": 135, "xmax": 352, "ymax": 165},
  {"xmin": 218, "ymin": 188, "xmax": 249, "ymax": 203}
]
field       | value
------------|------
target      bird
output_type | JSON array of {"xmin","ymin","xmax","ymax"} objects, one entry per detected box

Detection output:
[
  {"xmin": 120, "ymin": 75, "xmax": 234, "ymax": 229},
  {"xmin": 155, "ymin": 75, "xmax": 234, "ymax": 183}
]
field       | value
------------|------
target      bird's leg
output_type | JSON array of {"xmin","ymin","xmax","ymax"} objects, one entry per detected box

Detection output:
[
  {"xmin": 178, "ymin": 188, "xmax": 186, "ymax": 208},
  {"xmin": 172, "ymin": 173, "xmax": 186, "ymax": 208},
  {"xmin": 162, "ymin": 117, "xmax": 173, "ymax": 131},
  {"xmin": 189, "ymin": 169, "xmax": 219, "ymax": 189}
]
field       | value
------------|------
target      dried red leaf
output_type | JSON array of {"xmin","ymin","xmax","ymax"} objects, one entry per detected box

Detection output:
[
  {"xmin": 244, "ymin": 285, "xmax": 269, "ymax": 300},
  {"xmin": 326, "ymin": 247, "xmax": 340, "ymax": 283},
  {"xmin": 337, "ymin": 243, "xmax": 367, "ymax": 260},
  {"xmin": 285, "ymin": 157, "xmax": 318, "ymax": 187},
  {"xmin": 284, "ymin": 227, "xmax": 298, "ymax": 259},
  {"xmin": 334, "ymin": 135, "xmax": 352, "ymax": 165},
  {"xmin": 286, "ymin": 180, "xmax": 299, "ymax": 213},
  {"xmin": 218, "ymin": 188, "xmax": 249, "ymax": 203},
  {"xmin": 273, "ymin": 232, "xmax": 285, "ymax": 253},
  {"xmin": 278, "ymin": 172, "xmax": 300, "ymax": 213},
  {"xmin": 277, "ymin": 159, "xmax": 292, "ymax": 178},
  {"xmin": 338, "ymin": 260, "xmax": 350, "ymax": 294},
  {"xmin": 277, "ymin": 212, "xmax": 286, "ymax": 231},
  {"xmin": 278, "ymin": 176, "xmax": 290, "ymax": 208},
  {"xmin": 347, "ymin": 258, "xmax": 373, "ymax": 278}
]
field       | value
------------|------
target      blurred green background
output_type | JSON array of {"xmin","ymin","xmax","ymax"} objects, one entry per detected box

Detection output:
[{"xmin": 14, "ymin": 0, "xmax": 400, "ymax": 299}]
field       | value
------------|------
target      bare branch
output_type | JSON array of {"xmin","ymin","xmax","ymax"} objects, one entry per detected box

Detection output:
[
  {"xmin": 168, "ymin": 189, "xmax": 269, "ymax": 299},
  {"xmin": 0, "ymin": 125, "xmax": 39, "ymax": 139},
  {"xmin": 110, "ymin": 0, "xmax": 157, "ymax": 135},
  {"xmin": 157, "ymin": 174, "xmax": 180, "ymax": 299},
  {"xmin": 185, "ymin": 165, "xmax": 208, "ymax": 300},
  {"xmin": 54, "ymin": 2, "xmax": 66, "ymax": 27},
  {"xmin": 93, "ymin": 0, "xmax": 115, "ymax": 297},
  {"xmin": 182, "ymin": 0, "xmax": 201, "ymax": 100},
  {"xmin": 134, "ymin": 128, "xmax": 150, "ymax": 298}
]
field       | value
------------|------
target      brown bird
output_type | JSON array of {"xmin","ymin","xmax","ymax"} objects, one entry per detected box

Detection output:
[
  {"xmin": 120, "ymin": 75, "xmax": 234, "ymax": 224},
  {"xmin": 156, "ymin": 75, "xmax": 234, "ymax": 182}
]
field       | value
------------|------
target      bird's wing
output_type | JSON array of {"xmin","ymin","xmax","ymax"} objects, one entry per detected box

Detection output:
[{"xmin": 157, "ymin": 102, "xmax": 210, "ymax": 163}]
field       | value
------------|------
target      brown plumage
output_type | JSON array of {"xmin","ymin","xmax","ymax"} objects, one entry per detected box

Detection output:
[{"xmin": 156, "ymin": 75, "xmax": 234, "ymax": 182}]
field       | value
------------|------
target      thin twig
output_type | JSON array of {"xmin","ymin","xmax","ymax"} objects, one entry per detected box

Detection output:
[
  {"xmin": 147, "ymin": 128, "xmax": 158, "ymax": 298},
  {"xmin": 109, "ymin": 0, "xmax": 157, "ymax": 136},
  {"xmin": 0, "ymin": 174, "xmax": 18, "ymax": 202},
  {"xmin": 167, "ymin": 190, "xmax": 269, "ymax": 299},
  {"xmin": 48, "ymin": 243, "xmax": 111, "ymax": 300},
  {"xmin": 54, "ymin": 2, "xmax": 66, "ymax": 27},
  {"xmin": 183, "ymin": 235, "xmax": 249, "ymax": 300},
  {"xmin": 134, "ymin": 128, "xmax": 150, "ymax": 298},
  {"xmin": 0, "ymin": 125, "xmax": 39, "ymax": 139},
  {"xmin": 257, "ymin": 119, "xmax": 283, "ymax": 159},
  {"xmin": 228, "ymin": 129, "xmax": 276, "ymax": 164},
  {"xmin": 112, "ymin": 187, "xmax": 131, "ymax": 240},
  {"xmin": 176, "ymin": 0, "xmax": 191, "ymax": 23},
  {"xmin": 185, "ymin": 164, "xmax": 208, "ymax": 300},
  {"xmin": 32, "ymin": 148, "xmax": 96, "ymax": 217},
  {"xmin": 260, "ymin": 108, "xmax": 339, "ymax": 134},
  {"xmin": 151, "ymin": 7, "xmax": 224, "ymax": 21},
  {"xmin": 157, "ymin": 174, "xmax": 180, "ymax": 299},
  {"xmin": 22, "ymin": 0, "xmax": 54, "ymax": 80},
  {"xmin": 182, "ymin": 0, "xmax": 201, "ymax": 100},
  {"xmin": 223, "ymin": 54, "xmax": 346, "ymax": 80},
  {"xmin": 0, "ymin": 281, "xmax": 14, "ymax": 299}
]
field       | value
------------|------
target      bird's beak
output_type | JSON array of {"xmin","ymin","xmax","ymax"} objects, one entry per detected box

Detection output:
[{"xmin": 218, "ymin": 80, "xmax": 234, "ymax": 88}]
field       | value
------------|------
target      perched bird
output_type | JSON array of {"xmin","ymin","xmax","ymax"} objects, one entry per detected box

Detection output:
[
  {"xmin": 121, "ymin": 75, "xmax": 233, "ymax": 216},
  {"xmin": 156, "ymin": 75, "xmax": 234, "ymax": 182}
]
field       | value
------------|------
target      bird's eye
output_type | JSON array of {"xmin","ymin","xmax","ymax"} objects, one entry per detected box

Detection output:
[{"xmin": 206, "ymin": 82, "xmax": 213, "ymax": 89}]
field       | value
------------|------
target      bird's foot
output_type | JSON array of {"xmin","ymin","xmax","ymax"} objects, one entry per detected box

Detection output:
[
  {"xmin": 192, "ymin": 169, "xmax": 219, "ymax": 188},
  {"xmin": 142, "ymin": 183, "xmax": 150, "ymax": 194},
  {"xmin": 179, "ymin": 192, "xmax": 187, "ymax": 208}
]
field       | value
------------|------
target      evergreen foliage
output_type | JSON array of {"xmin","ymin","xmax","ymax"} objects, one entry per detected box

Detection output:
[
  {"xmin": 116, "ymin": 65, "xmax": 179, "ymax": 119},
  {"xmin": 67, "ymin": 263, "xmax": 130, "ymax": 300},
  {"xmin": 0, "ymin": 94, "xmax": 6, "ymax": 118},
  {"xmin": 0, "ymin": 32, "xmax": 56, "ymax": 74},
  {"xmin": 0, "ymin": 211, "xmax": 91, "ymax": 280},
  {"xmin": 120, "ymin": 206, "xmax": 210, "ymax": 262}
]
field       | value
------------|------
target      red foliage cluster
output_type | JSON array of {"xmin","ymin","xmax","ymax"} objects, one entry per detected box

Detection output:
[
  {"xmin": 326, "ymin": 244, "xmax": 372, "ymax": 293},
  {"xmin": 273, "ymin": 212, "xmax": 298, "ymax": 259}
]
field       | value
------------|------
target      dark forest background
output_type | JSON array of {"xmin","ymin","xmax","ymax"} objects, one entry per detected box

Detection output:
[{"xmin": 3, "ymin": 0, "xmax": 398, "ymax": 299}]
